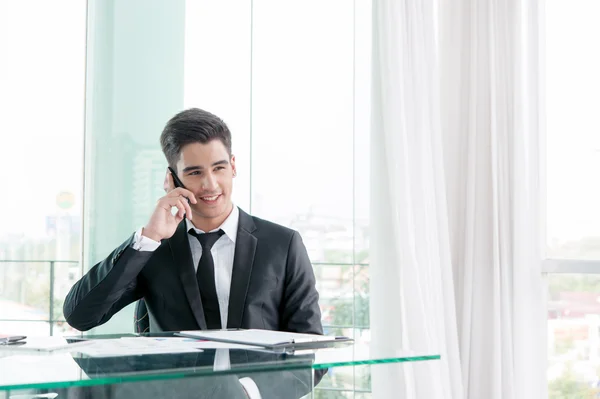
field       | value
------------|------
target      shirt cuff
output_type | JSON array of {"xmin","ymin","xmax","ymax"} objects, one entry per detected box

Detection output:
[
  {"xmin": 239, "ymin": 377, "xmax": 262, "ymax": 399},
  {"xmin": 132, "ymin": 227, "xmax": 161, "ymax": 251}
]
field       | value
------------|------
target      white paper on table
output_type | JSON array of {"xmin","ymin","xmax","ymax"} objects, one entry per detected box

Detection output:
[
  {"xmin": 0, "ymin": 336, "xmax": 93, "ymax": 353},
  {"xmin": 188, "ymin": 340, "xmax": 261, "ymax": 350},
  {"xmin": 74, "ymin": 337, "xmax": 206, "ymax": 357},
  {"xmin": 179, "ymin": 329, "xmax": 335, "ymax": 347}
]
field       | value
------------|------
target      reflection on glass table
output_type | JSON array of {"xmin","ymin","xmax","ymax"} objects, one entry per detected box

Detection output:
[{"xmin": 0, "ymin": 332, "xmax": 440, "ymax": 399}]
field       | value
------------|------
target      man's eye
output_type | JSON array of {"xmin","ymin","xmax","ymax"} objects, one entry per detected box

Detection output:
[
  {"xmin": 189, "ymin": 171, "xmax": 200, "ymax": 176},
  {"xmin": 215, "ymin": 166, "xmax": 225, "ymax": 171}
]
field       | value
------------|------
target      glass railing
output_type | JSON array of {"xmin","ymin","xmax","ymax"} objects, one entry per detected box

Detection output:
[{"xmin": 0, "ymin": 260, "xmax": 81, "ymax": 337}]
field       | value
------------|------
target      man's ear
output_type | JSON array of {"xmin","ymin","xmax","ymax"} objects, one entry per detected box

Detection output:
[
  {"xmin": 231, "ymin": 155, "xmax": 237, "ymax": 177},
  {"xmin": 163, "ymin": 167, "xmax": 173, "ymax": 193}
]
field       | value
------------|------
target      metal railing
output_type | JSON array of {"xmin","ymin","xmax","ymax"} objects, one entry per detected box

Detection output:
[
  {"xmin": 0, "ymin": 259, "xmax": 80, "ymax": 336},
  {"xmin": 0, "ymin": 259, "xmax": 368, "ymax": 335}
]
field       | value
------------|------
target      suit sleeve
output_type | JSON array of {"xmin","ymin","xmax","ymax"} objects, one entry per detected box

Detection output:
[
  {"xmin": 280, "ymin": 232, "xmax": 328, "ymax": 387},
  {"xmin": 63, "ymin": 234, "xmax": 154, "ymax": 331},
  {"xmin": 281, "ymin": 231, "xmax": 323, "ymax": 335}
]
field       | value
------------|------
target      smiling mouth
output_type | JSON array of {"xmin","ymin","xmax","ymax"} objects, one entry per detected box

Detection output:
[{"xmin": 199, "ymin": 194, "xmax": 221, "ymax": 202}]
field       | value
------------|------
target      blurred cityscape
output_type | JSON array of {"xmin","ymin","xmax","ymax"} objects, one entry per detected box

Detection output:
[{"xmin": 547, "ymin": 241, "xmax": 600, "ymax": 398}]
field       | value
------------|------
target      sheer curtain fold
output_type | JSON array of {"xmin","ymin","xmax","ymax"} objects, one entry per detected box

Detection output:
[
  {"xmin": 440, "ymin": 0, "xmax": 545, "ymax": 398},
  {"xmin": 370, "ymin": 0, "xmax": 463, "ymax": 398},
  {"xmin": 372, "ymin": 0, "xmax": 545, "ymax": 397}
]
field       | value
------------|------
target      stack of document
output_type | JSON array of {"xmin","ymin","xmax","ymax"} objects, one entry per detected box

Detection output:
[
  {"xmin": 0, "ymin": 337, "xmax": 206, "ymax": 357},
  {"xmin": 75, "ymin": 337, "xmax": 206, "ymax": 357},
  {"xmin": 0, "ymin": 336, "xmax": 288, "ymax": 358},
  {"xmin": 178, "ymin": 329, "xmax": 352, "ymax": 350},
  {"xmin": 0, "ymin": 336, "xmax": 92, "ymax": 353}
]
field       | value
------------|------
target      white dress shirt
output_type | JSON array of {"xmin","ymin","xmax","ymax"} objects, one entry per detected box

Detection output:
[{"xmin": 132, "ymin": 205, "xmax": 261, "ymax": 399}]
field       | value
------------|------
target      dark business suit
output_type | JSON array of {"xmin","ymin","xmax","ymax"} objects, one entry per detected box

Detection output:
[{"xmin": 64, "ymin": 208, "xmax": 323, "ymax": 336}]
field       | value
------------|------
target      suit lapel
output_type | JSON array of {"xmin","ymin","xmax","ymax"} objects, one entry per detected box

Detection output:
[
  {"xmin": 227, "ymin": 209, "xmax": 257, "ymax": 328},
  {"xmin": 168, "ymin": 221, "xmax": 207, "ymax": 330}
]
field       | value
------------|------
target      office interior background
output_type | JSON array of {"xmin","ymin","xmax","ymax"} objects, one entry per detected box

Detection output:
[{"xmin": 0, "ymin": 0, "xmax": 599, "ymax": 398}]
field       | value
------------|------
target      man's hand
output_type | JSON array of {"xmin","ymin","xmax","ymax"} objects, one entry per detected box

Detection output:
[{"xmin": 142, "ymin": 171, "xmax": 197, "ymax": 241}]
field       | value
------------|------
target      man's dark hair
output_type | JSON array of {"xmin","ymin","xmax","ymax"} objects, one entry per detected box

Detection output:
[{"xmin": 160, "ymin": 108, "xmax": 232, "ymax": 171}]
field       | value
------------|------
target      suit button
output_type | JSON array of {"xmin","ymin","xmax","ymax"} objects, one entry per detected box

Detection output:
[{"xmin": 113, "ymin": 250, "xmax": 124, "ymax": 264}]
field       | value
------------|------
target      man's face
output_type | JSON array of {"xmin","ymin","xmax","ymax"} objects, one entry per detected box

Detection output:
[{"xmin": 175, "ymin": 140, "xmax": 236, "ymax": 223}]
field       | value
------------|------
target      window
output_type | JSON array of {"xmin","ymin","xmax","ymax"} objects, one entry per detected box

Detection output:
[
  {"xmin": 0, "ymin": 0, "xmax": 86, "ymax": 336},
  {"xmin": 184, "ymin": 1, "xmax": 372, "ymax": 396},
  {"xmin": 545, "ymin": 1, "xmax": 600, "ymax": 397}
]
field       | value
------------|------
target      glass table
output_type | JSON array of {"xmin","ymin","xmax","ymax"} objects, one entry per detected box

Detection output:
[{"xmin": 0, "ymin": 332, "xmax": 440, "ymax": 399}]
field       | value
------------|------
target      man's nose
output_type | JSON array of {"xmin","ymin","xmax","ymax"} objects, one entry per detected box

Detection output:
[{"xmin": 201, "ymin": 172, "xmax": 218, "ymax": 190}]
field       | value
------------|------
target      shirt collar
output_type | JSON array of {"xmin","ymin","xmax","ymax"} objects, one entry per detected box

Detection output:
[{"xmin": 185, "ymin": 204, "xmax": 239, "ymax": 244}]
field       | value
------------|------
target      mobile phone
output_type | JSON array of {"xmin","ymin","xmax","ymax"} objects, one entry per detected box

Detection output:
[
  {"xmin": 168, "ymin": 167, "xmax": 186, "ymax": 189},
  {"xmin": 168, "ymin": 167, "xmax": 191, "ymax": 207}
]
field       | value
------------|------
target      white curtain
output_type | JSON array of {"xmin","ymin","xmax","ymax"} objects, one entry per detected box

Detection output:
[
  {"xmin": 370, "ymin": 1, "xmax": 464, "ymax": 398},
  {"xmin": 440, "ymin": 0, "xmax": 545, "ymax": 398},
  {"xmin": 371, "ymin": 0, "xmax": 545, "ymax": 398}
]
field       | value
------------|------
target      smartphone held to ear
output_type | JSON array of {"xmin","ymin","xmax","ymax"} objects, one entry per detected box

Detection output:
[
  {"xmin": 168, "ymin": 167, "xmax": 186, "ymax": 189},
  {"xmin": 168, "ymin": 167, "xmax": 191, "ymax": 208}
]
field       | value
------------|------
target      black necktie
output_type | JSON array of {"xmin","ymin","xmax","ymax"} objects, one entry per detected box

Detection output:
[{"xmin": 189, "ymin": 229, "xmax": 225, "ymax": 329}]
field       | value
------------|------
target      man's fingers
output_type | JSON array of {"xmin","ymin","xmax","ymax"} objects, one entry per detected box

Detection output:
[
  {"xmin": 157, "ymin": 196, "xmax": 188, "ymax": 213},
  {"xmin": 164, "ymin": 170, "xmax": 197, "ymax": 205},
  {"xmin": 175, "ymin": 199, "xmax": 187, "ymax": 219},
  {"xmin": 162, "ymin": 192, "xmax": 193, "ymax": 220},
  {"xmin": 173, "ymin": 204, "xmax": 185, "ymax": 223},
  {"xmin": 167, "ymin": 187, "xmax": 197, "ymax": 204},
  {"xmin": 156, "ymin": 197, "xmax": 187, "ymax": 225},
  {"xmin": 184, "ymin": 198, "xmax": 193, "ymax": 220}
]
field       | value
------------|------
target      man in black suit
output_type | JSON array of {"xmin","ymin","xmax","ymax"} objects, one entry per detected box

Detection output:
[{"xmin": 63, "ymin": 108, "xmax": 324, "ymax": 397}]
